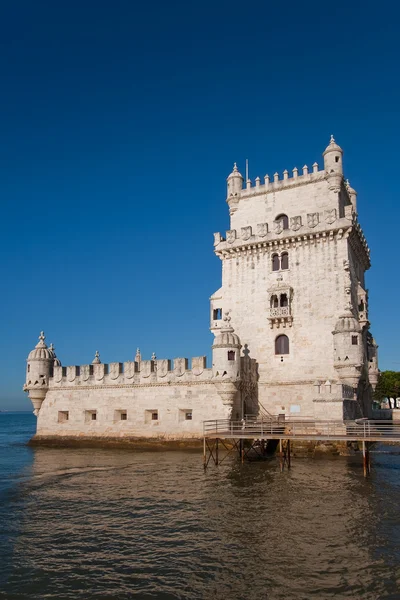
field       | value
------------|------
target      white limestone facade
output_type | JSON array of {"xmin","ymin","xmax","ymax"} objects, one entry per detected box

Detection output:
[
  {"xmin": 24, "ymin": 137, "xmax": 379, "ymax": 442},
  {"xmin": 211, "ymin": 136, "xmax": 378, "ymax": 422}
]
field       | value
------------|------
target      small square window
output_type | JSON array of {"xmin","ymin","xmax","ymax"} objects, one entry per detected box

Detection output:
[
  {"xmin": 352, "ymin": 336, "xmax": 358, "ymax": 345},
  {"xmin": 120, "ymin": 412, "xmax": 127, "ymax": 421},
  {"xmin": 58, "ymin": 411, "xmax": 69, "ymax": 423},
  {"xmin": 85, "ymin": 410, "xmax": 97, "ymax": 423},
  {"xmin": 213, "ymin": 308, "xmax": 222, "ymax": 320},
  {"xmin": 152, "ymin": 411, "xmax": 158, "ymax": 421},
  {"xmin": 179, "ymin": 408, "xmax": 193, "ymax": 422},
  {"xmin": 227, "ymin": 351, "xmax": 235, "ymax": 361}
]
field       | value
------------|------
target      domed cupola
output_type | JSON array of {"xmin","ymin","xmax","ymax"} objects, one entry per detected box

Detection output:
[
  {"xmin": 49, "ymin": 343, "xmax": 62, "ymax": 367},
  {"xmin": 212, "ymin": 317, "xmax": 241, "ymax": 350},
  {"xmin": 333, "ymin": 311, "xmax": 361, "ymax": 334},
  {"xmin": 28, "ymin": 331, "xmax": 54, "ymax": 361}
]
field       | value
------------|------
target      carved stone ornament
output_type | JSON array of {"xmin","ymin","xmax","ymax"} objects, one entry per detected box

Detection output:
[
  {"xmin": 67, "ymin": 366, "xmax": 76, "ymax": 382},
  {"xmin": 54, "ymin": 365, "xmax": 63, "ymax": 383},
  {"xmin": 124, "ymin": 361, "xmax": 135, "ymax": 379},
  {"xmin": 174, "ymin": 358, "xmax": 187, "ymax": 377},
  {"xmin": 325, "ymin": 208, "xmax": 337, "ymax": 224},
  {"xmin": 157, "ymin": 359, "xmax": 170, "ymax": 378},
  {"xmin": 226, "ymin": 230, "xmax": 236, "ymax": 244},
  {"xmin": 94, "ymin": 363, "xmax": 104, "ymax": 381},
  {"xmin": 274, "ymin": 220, "xmax": 283, "ymax": 234},
  {"xmin": 257, "ymin": 223, "xmax": 268, "ymax": 237},
  {"xmin": 192, "ymin": 356, "xmax": 206, "ymax": 376},
  {"xmin": 307, "ymin": 212, "xmax": 319, "ymax": 228},
  {"xmin": 290, "ymin": 216, "xmax": 302, "ymax": 231},
  {"xmin": 109, "ymin": 362, "xmax": 120, "ymax": 380},
  {"xmin": 81, "ymin": 364, "xmax": 90, "ymax": 381},
  {"xmin": 241, "ymin": 226, "xmax": 252, "ymax": 241},
  {"xmin": 141, "ymin": 360, "xmax": 152, "ymax": 378}
]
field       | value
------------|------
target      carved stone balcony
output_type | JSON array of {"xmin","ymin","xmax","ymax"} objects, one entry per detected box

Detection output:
[{"xmin": 268, "ymin": 306, "xmax": 293, "ymax": 329}]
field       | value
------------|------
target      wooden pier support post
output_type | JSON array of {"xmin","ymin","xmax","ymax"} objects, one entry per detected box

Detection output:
[
  {"xmin": 279, "ymin": 439, "xmax": 283, "ymax": 472},
  {"xmin": 287, "ymin": 440, "xmax": 291, "ymax": 469},
  {"xmin": 241, "ymin": 439, "xmax": 244, "ymax": 464},
  {"xmin": 203, "ymin": 436, "xmax": 207, "ymax": 469},
  {"xmin": 362, "ymin": 440, "xmax": 371, "ymax": 477},
  {"xmin": 215, "ymin": 438, "xmax": 219, "ymax": 466}
]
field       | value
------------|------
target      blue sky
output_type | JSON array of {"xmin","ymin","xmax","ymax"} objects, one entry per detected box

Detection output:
[{"xmin": 1, "ymin": 0, "xmax": 399, "ymax": 409}]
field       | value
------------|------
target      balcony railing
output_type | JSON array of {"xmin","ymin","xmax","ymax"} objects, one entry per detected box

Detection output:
[{"xmin": 270, "ymin": 306, "xmax": 290, "ymax": 317}]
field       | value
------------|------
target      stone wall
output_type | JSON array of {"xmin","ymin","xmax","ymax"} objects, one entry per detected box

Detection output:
[{"xmin": 36, "ymin": 379, "xmax": 230, "ymax": 440}]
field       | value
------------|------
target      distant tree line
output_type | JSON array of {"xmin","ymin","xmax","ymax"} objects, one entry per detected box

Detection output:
[{"xmin": 374, "ymin": 371, "xmax": 400, "ymax": 407}]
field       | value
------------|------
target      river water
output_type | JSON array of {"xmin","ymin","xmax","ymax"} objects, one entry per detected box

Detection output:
[{"xmin": 0, "ymin": 412, "xmax": 400, "ymax": 599}]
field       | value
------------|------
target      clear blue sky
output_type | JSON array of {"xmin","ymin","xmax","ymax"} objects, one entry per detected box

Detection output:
[{"xmin": 1, "ymin": 0, "xmax": 399, "ymax": 410}]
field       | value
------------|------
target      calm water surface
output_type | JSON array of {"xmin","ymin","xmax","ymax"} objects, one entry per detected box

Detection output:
[{"xmin": 0, "ymin": 413, "xmax": 400, "ymax": 599}]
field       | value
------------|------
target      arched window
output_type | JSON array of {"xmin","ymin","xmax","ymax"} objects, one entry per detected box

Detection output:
[
  {"xmin": 227, "ymin": 350, "xmax": 235, "ymax": 361},
  {"xmin": 281, "ymin": 252, "xmax": 289, "ymax": 270},
  {"xmin": 276, "ymin": 214, "xmax": 289, "ymax": 230},
  {"xmin": 280, "ymin": 293, "xmax": 288, "ymax": 307},
  {"xmin": 270, "ymin": 294, "xmax": 278, "ymax": 308},
  {"xmin": 275, "ymin": 335, "xmax": 289, "ymax": 355},
  {"xmin": 272, "ymin": 254, "xmax": 280, "ymax": 271}
]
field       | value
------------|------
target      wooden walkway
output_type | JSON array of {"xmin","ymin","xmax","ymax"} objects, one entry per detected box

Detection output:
[{"xmin": 203, "ymin": 418, "xmax": 400, "ymax": 476}]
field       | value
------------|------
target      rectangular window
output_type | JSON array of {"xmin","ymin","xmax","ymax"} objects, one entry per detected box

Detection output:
[
  {"xmin": 85, "ymin": 410, "xmax": 97, "ymax": 423},
  {"xmin": 58, "ymin": 411, "xmax": 69, "ymax": 423},
  {"xmin": 179, "ymin": 409, "xmax": 193, "ymax": 422},
  {"xmin": 145, "ymin": 409, "xmax": 159, "ymax": 423},
  {"xmin": 352, "ymin": 336, "xmax": 358, "ymax": 345},
  {"xmin": 114, "ymin": 410, "xmax": 128, "ymax": 422},
  {"xmin": 213, "ymin": 308, "xmax": 222, "ymax": 320},
  {"xmin": 227, "ymin": 350, "xmax": 235, "ymax": 361}
]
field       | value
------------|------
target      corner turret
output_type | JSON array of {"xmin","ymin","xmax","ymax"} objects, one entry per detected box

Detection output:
[
  {"xmin": 332, "ymin": 311, "xmax": 363, "ymax": 387},
  {"xmin": 24, "ymin": 332, "xmax": 53, "ymax": 415},
  {"xmin": 323, "ymin": 135, "xmax": 344, "ymax": 192},
  {"xmin": 212, "ymin": 313, "xmax": 241, "ymax": 406},
  {"xmin": 345, "ymin": 179, "xmax": 357, "ymax": 214},
  {"xmin": 226, "ymin": 163, "xmax": 243, "ymax": 213}
]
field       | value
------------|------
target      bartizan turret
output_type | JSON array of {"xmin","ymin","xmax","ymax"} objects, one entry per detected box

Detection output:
[
  {"xmin": 212, "ymin": 313, "xmax": 241, "ymax": 406},
  {"xmin": 323, "ymin": 135, "xmax": 344, "ymax": 192},
  {"xmin": 23, "ymin": 332, "xmax": 54, "ymax": 416},
  {"xmin": 226, "ymin": 163, "xmax": 243, "ymax": 214},
  {"xmin": 332, "ymin": 310, "xmax": 363, "ymax": 387}
]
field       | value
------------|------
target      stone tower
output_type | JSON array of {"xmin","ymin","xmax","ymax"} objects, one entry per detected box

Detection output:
[{"xmin": 211, "ymin": 137, "xmax": 379, "ymax": 421}]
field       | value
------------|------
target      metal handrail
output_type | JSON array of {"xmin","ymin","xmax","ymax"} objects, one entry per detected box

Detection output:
[{"xmin": 203, "ymin": 419, "xmax": 400, "ymax": 440}]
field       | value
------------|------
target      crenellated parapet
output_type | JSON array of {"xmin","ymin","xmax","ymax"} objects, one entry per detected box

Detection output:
[
  {"xmin": 233, "ymin": 164, "xmax": 326, "ymax": 201},
  {"xmin": 50, "ymin": 355, "xmax": 211, "ymax": 388}
]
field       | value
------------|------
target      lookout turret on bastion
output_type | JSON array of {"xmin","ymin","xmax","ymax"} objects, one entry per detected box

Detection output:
[{"xmin": 24, "ymin": 137, "xmax": 379, "ymax": 442}]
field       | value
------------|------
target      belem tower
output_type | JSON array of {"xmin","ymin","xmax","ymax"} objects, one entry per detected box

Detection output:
[{"xmin": 24, "ymin": 137, "xmax": 379, "ymax": 443}]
